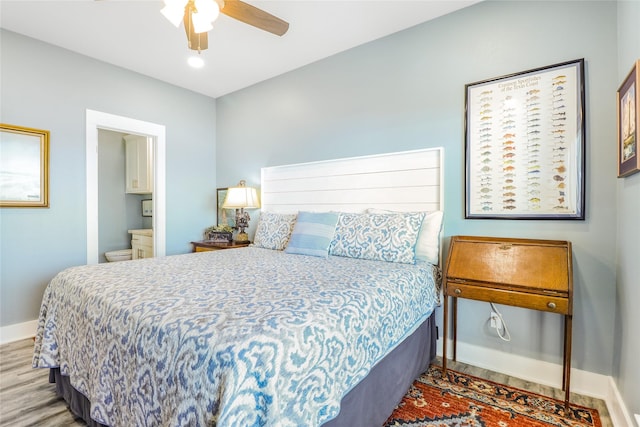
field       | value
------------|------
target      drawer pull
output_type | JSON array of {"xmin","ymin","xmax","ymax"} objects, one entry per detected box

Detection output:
[
  {"xmin": 547, "ymin": 302, "xmax": 556, "ymax": 309},
  {"xmin": 454, "ymin": 288, "xmax": 461, "ymax": 295}
]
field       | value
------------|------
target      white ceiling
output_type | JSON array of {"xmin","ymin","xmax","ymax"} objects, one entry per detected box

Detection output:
[{"xmin": 0, "ymin": 0, "xmax": 478, "ymax": 98}]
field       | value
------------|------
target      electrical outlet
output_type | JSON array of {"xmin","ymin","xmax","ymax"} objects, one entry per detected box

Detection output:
[{"xmin": 490, "ymin": 312, "xmax": 501, "ymax": 329}]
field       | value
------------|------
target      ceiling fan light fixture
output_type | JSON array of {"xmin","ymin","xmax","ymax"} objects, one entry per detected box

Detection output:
[
  {"xmin": 187, "ymin": 55, "xmax": 205, "ymax": 68},
  {"xmin": 192, "ymin": 0, "xmax": 220, "ymax": 33},
  {"xmin": 161, "ymin": 0, "xmax": 188, "ymax": 27}
]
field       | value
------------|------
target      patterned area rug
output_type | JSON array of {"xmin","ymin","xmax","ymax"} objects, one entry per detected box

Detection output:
[{"xmin": 384, "ymin": 365, "xmax": 602, "ymax": 427}]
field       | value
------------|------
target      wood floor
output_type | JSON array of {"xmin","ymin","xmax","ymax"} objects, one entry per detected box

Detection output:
[{"xmin": 0, "ymin": 338, "xmax": 612, "ymax": 426}]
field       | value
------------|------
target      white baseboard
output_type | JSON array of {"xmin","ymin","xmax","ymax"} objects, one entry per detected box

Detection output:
[
  {"xmin": 0, "ymin": 319, "xmax": 37, "ymax": 345},
  {"xmin": 437, "ymin": 338, "xmax": 635, "ymax": 427}
]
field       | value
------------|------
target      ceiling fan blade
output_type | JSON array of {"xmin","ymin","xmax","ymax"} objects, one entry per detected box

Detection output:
[
  {"xmin": 220, "ymin": 0, "xmax": 289, "ymax": 36},
  {"xmin": 183, "ymin": 6, "xmax": 209, "ymax": 51}
]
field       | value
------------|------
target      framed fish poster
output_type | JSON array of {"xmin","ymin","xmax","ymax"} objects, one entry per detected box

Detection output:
[{"xmin": 464, "ymin": 59, "xmax": 586, "ymax": 219}]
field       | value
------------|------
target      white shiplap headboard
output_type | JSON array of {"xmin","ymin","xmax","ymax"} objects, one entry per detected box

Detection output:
[{"xmin": 261, "ymin": 148, "xmax": 444, "ymax": 214}]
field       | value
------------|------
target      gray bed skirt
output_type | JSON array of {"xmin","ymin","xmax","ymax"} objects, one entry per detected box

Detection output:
[{"xmin": 49, "ymin": 312, "xmax": 436, "ymax": 426}]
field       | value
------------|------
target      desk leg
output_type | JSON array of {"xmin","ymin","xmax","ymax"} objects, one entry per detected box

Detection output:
[
  {"xmin": 563, "ymin": 314, "xmax": 573, "ymax": 408},
  {"xmin": 442, "ymin": 294, "xmax": 448, "ymax": 375},
  {"xmin": 452, "ymin": 297, "xmax": 458, "ymax": 362}
]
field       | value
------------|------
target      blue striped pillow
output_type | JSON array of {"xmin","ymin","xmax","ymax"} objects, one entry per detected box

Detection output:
[{"xmin": 284, "ymin": 211, "xmax": 339, "ymax": 258}]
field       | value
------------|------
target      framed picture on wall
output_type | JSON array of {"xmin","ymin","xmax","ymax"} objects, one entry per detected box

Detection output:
[
  {"xmin": 142, "ymin": 199, "xmax": 153, "ymax": 217},
  {"xmin": 0, "ymin": 123, "xmax": 50, "ymax": 208},
  {"xmin": 216, "ymin": 187, "xmax": 234, "ymax": 227},
  {"xmin": 464, "ymin": 59, "xmax": 586, "ymax": 219},
  {"xmin": 617, "ymin": 59, "xmax": 640, "ymax": 178}
]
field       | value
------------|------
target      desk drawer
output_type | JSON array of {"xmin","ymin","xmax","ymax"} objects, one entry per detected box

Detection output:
[{"xmin": 446, "ymin": 283, "xmax": 570, "ymax": 314}]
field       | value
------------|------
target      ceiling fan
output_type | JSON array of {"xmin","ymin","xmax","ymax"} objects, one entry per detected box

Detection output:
[{"xmin": 161, "ymin": 0, "xmax": 289, "ymax": 52}]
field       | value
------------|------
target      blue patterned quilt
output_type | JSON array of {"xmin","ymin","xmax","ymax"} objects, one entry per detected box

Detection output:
[{"xmin": 33, "ymin": 247, "xmax": 439, "ymax": 426}]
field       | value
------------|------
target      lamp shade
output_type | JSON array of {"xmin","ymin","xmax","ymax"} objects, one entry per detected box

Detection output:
[
  {"xmin": 161, "ymin": 0, "xmax": 188, "ymax": 27},
  {"xmin": 222, "ymin": 181, "xmax": 260, "ymax": 209}
]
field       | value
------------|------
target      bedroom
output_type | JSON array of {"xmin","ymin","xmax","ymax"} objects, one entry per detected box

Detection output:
[{"xmin": 0, "ymin": 0, "xmax": 638, "ymax": 425}]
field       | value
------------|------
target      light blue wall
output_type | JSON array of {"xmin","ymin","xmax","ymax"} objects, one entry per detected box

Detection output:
[
  {"xmin": 217, "ymin": 1, "xmax": 619, "ymax": 376},
  {"xmin": 0, "ymin": 30, "xmax": 217, "ymax": 326},
  {"xmin": 615, "ymin": 0, "xmax": 640, "ymax": 418}
]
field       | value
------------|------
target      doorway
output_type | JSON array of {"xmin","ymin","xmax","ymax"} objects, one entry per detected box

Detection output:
[{"xmin": 85, "ymin": 109, "xmax": 166, "ymax": 265}]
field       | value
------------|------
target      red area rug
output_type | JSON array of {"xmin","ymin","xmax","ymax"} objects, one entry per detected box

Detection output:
[{"xmin": 384, "ymin": 365, "xmax": 602, "ymax": 427}]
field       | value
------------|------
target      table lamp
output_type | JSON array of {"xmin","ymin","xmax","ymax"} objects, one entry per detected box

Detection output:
[{"xmin": 222, "ymin": 180, "xmax": 260, "ymax": 243}]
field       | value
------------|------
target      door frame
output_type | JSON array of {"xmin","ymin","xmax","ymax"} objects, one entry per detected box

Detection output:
[{"xmin": 86, "ymin": 109, "xmax": 166, "ymax": 264}]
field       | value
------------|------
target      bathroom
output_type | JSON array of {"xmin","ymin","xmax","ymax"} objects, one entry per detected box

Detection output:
[{"xmin": 98, "ymin": 129, "xmax": 153, "ymax": 263}]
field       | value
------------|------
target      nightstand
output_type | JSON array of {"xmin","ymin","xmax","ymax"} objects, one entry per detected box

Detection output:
[{"xmin": 191, "ymin": 240, "xmax": 251, "ymax": 252}]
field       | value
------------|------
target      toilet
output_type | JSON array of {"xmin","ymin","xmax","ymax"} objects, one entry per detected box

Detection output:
[{"xmin": 105, "ymin": 249, "xmax": 133, "ymax": 262}]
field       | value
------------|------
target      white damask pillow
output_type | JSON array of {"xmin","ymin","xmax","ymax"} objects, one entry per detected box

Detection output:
[
  {"xmin": 251, "ymin": 212, "xmax": 297, "ymax": 250},
  {"xmin": 367, "ymin": 209, "xmax": 444, "ymax": 265},
  {"xmin": 329, "ymin": 211, "xmax": 425, "ymax": 264}
]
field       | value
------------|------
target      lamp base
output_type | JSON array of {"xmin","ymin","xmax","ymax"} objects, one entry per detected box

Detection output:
[{"xmin": 235, "ymin": 231, "xmax": 249, "ymax": 243}]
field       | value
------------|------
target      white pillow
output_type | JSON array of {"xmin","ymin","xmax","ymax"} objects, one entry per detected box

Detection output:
[
  {"xmin": 251, "ymin": 212, "xmax": 297, "ymax": 251},
  {"xmin": 367, "ymin": 209, "xmax": 443, "ymax": 265}
]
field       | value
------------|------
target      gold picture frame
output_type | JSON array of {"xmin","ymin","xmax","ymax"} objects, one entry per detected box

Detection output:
[
  {"xmin": 617, "ymin": 60, "xmax": 640, "ymax": 178},
  {"xmin": 0, "ymin": 123, "xmax": 50, "ymax": 208}
]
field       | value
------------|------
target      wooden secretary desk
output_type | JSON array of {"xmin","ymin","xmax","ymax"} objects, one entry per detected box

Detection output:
[{"xmin": 442, "ymin": 235, "xmax": 574, "ymax": 407}]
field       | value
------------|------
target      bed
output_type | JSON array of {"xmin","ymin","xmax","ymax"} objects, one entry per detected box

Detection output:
[{"xmin": 33, "ymin": 147, "xmax": 444, "ymax": 426}]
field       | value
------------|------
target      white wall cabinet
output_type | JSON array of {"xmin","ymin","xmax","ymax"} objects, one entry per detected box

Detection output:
[
  {"xmin": 124, "ymin": 135, "xmax": 153, "ymax": 194},
  {"xmin": 129, "ymin": 229, "xmax": 153, "ymax": 259}
]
